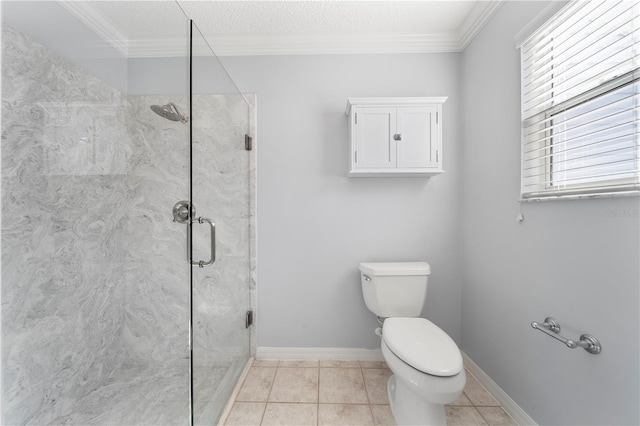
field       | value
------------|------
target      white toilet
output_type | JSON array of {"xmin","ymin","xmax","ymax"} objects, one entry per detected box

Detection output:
[{"xmin": 360, "ymin": 262, "xmax": 465, "ymax": 425}]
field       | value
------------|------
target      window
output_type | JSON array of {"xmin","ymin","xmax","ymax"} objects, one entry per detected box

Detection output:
[{"xmin": 520, "ymin": 0, "xmax": 639, "ymax": 200}]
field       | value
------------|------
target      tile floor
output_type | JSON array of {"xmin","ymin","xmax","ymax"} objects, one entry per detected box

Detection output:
[{"xmin": 221, "ymin": 360, "xmax": 517, "ymax": 425}]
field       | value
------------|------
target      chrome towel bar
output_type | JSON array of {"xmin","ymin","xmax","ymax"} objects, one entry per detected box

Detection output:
[{"xmin": 531, "ymin": 317, "xmax": 601, "ymax": 355}]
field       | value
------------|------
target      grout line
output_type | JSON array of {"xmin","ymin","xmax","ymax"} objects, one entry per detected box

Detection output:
[
  {"xmin": 233, "ymin": 359, "xmax": 512, "ymax": 426},
  {"xmin": 316, "ymin": 363, "xmax": 320, "ymax": 426},
  {"xmin": 259, "ymin": 365, "xmax": 278, "ymax": 424},
  {"xmin": 473, "ymin": 406, "xmax": 492, "ymax": 426}
]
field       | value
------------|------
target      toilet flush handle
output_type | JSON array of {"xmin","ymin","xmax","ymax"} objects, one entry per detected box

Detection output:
[{"xmin": 363, "ymin": 274, "xmax": 372, "ymax": 282}]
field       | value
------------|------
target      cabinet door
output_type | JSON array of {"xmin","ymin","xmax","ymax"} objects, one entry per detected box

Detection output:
[
  {"xmin": 396, "ymin": 106, "xmax": 438, "ymax": 169},
  {"xmin": 354, "ymin": 107, "xmax": 396, "ymax": 169}
]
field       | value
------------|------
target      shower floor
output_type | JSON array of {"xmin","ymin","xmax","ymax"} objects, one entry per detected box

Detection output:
[{"xmin": 49, "ymin": 362, "xmax": 245, "ymax": 425}]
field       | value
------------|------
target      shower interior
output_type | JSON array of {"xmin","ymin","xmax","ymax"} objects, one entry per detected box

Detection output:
[{"xmin": 1, "ymin": 1, "xmax": 255, "ymax": 425}]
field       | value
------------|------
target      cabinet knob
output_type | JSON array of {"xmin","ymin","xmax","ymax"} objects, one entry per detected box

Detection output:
[{"xmin": 393, "ymin": 134, "xmax": 402, "ymax": 141}]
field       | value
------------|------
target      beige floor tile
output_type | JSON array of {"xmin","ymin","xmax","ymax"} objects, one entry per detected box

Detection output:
[
  {"xmin": 446, "ymin": 406, "xmax": 489, "ymax": 426},
  {"xmin": 269, "ymin": 367, "xmax": 319, "ymax": 403},
  {"xmin": 279, "ymin": 360, "xmax": 319, "ymax": 367},
  {"xmin": 320, "ymin": 360, "xmax": 361, "ymax": 368},
  {"xmin": 224, "ymin": 402, "xmax": 265, "ymax": 426},
  {"xmin": 319, "ymin": 368, "xmax": 369, "ymax": 404},
  {"xmin": 477, "ymin": 407, "xmax": 517, "ymax": 426},
  {"xmin": 318, "ymin": 404, "xmax": 374, "ymax": 426},
  {"xmin": 236, "ymin": 367, "xmax": 277, "ymax": 402},
  {"xmin": 224, "ymin": 360, "xmax": 509, "ymax": 426},
  {"xmin": 370, "ymin": 405, "xmax": 396, "ymax": 426},
  {"xmin": 362, "ymin": 369, "xmax": 392, "ymax": 405},
  {"xmin": 359, "ymin": 361, "xmax": 388, "ymax": 369},
  {"xmin": 253, "ymin": 360, "xmax": 280, "ymax": 367},
  {"xmin": 261, "ymin": 403, "xmax": 317, "ymax": 426},
  {"xmin": 464, "ymin": 372, "xmax": 500, "ymax": 406},
  {"xmin": 447, "ymin": 391, "xmax": 473, "ymax": 406}
]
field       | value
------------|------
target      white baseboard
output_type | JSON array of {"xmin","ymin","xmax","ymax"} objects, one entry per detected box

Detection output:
[
  {"xmin": 256, "ymin": 346, "xmax": 384, "ymax": 361},
  {"xmin": 462, "ymin": 352, "xmax": 537, "ymax": 426}
]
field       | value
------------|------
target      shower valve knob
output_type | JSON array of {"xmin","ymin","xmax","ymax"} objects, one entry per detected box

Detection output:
[{"xmin": 172, "ymin": 201, "xmax": 195, "ymax": 224}]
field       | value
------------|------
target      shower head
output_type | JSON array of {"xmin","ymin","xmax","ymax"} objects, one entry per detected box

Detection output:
[{"xmin": 150, "ymin": 102, "xmax": 189, "ymax": 123}]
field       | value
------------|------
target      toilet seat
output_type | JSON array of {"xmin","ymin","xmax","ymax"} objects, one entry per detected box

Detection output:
[{"xmin": 382, "ymin": 317, "xmax": 462, "ymax": 377}]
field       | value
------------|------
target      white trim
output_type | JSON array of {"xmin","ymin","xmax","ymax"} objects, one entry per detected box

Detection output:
[
  {"xmin": 128, "ymin": 34, "xmax": 461, "ymax": 58},
  {"xmin": 345, "ymin": 96, "xmax": 448, "ymax": 115},
  {"xmin": 216, "ymin": 358, "xmax": 254, "ymax": 426},
  {"xmin": 57, "ymin": 1, "xmax": 505, "ymax": 57},
  {"xmin": 513, "ymin": 1, "xmax": 569, "ymax": 49},
  {"xmin": 57, "ymin": 0, "xmax": 129, "ymax": 57},
  {"xmin": 462, "ymin": 352, "xmax": 537, "ymax": 426},
  {"xmin": 256, "ymin": 347, "xmax": 384, "ymax": 361},
  {"xmin": 458, "ymin": 0, "xmax": 505, "ymax": 50}
]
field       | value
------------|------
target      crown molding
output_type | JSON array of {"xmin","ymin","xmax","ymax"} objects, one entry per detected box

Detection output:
[
  {"xmin": 57, "ymin": 0, "xmax": 129, "ymax": 57},
  {"xmin": 57, "ymin": 1, "xmax": 504, "ymax": 58},
  {"xmin": 457, "ymin": 0, "xmax": 505, "ymax": 51},
  {"xmin": 128, "ymin": 33, "xmax": 462, "ymax": 58}
]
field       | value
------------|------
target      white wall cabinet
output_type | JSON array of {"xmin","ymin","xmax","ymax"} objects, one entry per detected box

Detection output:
[{"xmin": 346, "ymin": 97, "xmax": 447, "ymax": 177}]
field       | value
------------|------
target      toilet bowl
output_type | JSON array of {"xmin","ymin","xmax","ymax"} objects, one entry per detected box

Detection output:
[
  {"xmin": 381, "ymin": 317, "xmax": 465, "ymax": 425},
  {"xmin": 359, "ymin": 262, "xmax": 466, "ymax": 425}
]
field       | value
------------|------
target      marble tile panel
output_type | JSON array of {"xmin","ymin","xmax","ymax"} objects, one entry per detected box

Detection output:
[
  {"xmin": 2, "ymin": 24, "xmax": 257, "ymax": 426},
  {"xmin": 2, "ymin": 26, "xmax": 135, "ymax": 425}
]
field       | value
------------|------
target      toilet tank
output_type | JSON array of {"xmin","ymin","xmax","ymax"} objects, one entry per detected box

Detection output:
[{"xmin": 360, "ymin": 262, "xmax": 431, "ymax": 318}]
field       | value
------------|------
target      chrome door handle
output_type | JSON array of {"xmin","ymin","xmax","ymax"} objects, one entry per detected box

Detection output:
[{"xmin": 189, "ymin": 217, "xmax": 215, "ymax": 268}]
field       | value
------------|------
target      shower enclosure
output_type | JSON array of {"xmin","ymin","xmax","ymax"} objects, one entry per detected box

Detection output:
[{"xmin": 1, "ymin": 1, "xmax": 254, "ymax": 424}]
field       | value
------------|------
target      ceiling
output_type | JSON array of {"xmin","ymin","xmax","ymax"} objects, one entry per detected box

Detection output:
[{"xmin": 58, "ymin": 0, "xmax": 505, "ymax": 57}]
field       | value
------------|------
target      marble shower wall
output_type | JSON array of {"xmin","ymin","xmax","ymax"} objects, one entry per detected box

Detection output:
[
  {"xmin": 2, "ymin": 25, "xmax": 256, "ymax": 424},
  {"xmin": 127, "ymin": 93, "xmax": 254, "ymax": 366},
  {"xmin": 1, "ymin": 26, "xmax": 133, "ymax": 424},
  {"xmin": 123, "ymin": 95, "xmax": 191, "ymax": 367},
  {"xmin": 191, "ymin": 94, "xmax": 254, "ymax": 366}
]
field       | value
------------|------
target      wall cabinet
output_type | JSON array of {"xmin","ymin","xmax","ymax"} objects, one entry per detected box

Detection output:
[{"xmin": 345, "ymin": 97, "xmax": 447, "ymax": 177}]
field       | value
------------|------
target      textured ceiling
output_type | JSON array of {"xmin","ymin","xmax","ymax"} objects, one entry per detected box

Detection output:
[
  {"xmin": 57, "ymin": 0, "xmax": 504, "ymax": 56},
  {"xmin": 89, "ymin": 1, "xmax": 476, "ymax": 36}
]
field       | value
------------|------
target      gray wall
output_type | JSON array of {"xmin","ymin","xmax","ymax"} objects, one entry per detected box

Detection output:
[
  {"xmin": 218, "ymin": 54, "xmax": 463, "ymax": 349},
  {"xmin": 460, "ymin": 2, "xmax": 640, "ymax": 425}
]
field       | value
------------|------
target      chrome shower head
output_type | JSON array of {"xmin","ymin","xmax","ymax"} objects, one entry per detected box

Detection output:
[{"xmin": 150, "ymin": 102, "xmax": 189, "ymax": 123}]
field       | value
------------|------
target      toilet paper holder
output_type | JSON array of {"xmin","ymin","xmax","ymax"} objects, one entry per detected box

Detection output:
[{"xmin": 531, "ymin": 317, "xmax": 601, "ymax": 355}]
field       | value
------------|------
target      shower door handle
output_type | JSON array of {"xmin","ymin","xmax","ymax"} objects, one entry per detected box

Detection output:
[{"xmin": 188, "ymin": 217, "xmax": 216, "ymax": 268}]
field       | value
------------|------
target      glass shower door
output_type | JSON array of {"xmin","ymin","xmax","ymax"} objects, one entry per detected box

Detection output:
[
  {"xmin": 1, "ymin": 1, "xmax": 193, "ymax": 424},
  {"xmin": 189, "ymin": 22, "xmax": 252, "ymax": 424}
]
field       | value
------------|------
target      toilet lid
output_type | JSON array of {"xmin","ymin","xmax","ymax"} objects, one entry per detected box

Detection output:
[{"xmin": 382, "ymin": 317, "xmax": 462, "ymax": 377}]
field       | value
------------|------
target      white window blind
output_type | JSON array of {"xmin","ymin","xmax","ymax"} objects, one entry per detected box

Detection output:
[{"xmin": 520, "ymin": 0, "xmax": 640, "ymax": 200}]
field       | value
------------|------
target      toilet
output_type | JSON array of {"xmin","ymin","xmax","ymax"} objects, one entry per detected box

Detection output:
[{"xmin": 360, "ymin": 262, "xmax": 465, "ymax": 425}]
